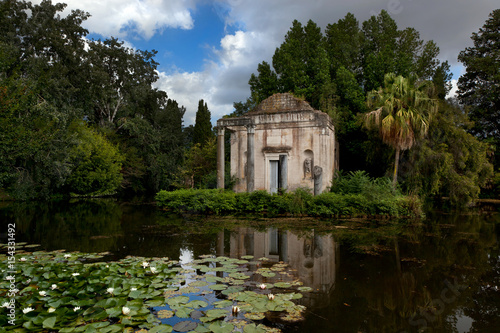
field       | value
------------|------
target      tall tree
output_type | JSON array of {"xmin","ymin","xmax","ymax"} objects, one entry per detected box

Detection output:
[
  {"xmin": 272, "ymin": 19, "xmax": 330, "ymax": 108},
  {"xmin": 325, "ymin": 13, "xmax": 363, "ymax": 77},
  {"xmin": 457, "ymin": 9, "xmax": 500, "ymax": 146},
  {"xmin": 404, "ymin": 100, "xmax": 493, "ymax": 205},
  {"xmin": 86, "ymin": 38, "xmax": 160, "ymax": 127},
  {"xmin": 364, "ymin": 73, "xmax": 438, "ymax": 185},
  {"xmin": 193, "ymin": 99, "xmax": 213, "ymax": 147}
]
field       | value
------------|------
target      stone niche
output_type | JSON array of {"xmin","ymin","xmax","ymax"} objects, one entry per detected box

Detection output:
[{"xmin": 216, "ymin": 93, "xmax": 338, "ymax": 194}]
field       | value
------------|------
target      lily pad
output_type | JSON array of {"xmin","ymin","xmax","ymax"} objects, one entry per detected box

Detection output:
[
  {"xmin": 208, "ymin": 321, "xmax": 234, "ymax": 333},
  {"xmin": 157, "ymin": 310, "xmax": 174, "ymax": 319},
  {"xmin": 173, "ymin": 320, "xmax": 197, "ymax": 332},
  {"xmin": 273, "ymin": 282, "xmax": 292, "ymax": 288},
  {"xmin": 244, "ymin": 312, "xmax": 266, "ymax": 320},
  {"xmin": 208, "ymin": 284, "xmax": 228, "ymax": 291}
]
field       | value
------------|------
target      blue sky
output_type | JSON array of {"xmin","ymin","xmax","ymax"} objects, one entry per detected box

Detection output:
[{"xmin": 39, "ymin": 0, "xmax": 499, "ymax": 124}]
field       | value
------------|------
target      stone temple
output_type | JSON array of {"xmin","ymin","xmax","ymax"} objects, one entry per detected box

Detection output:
[{"xmin": 216, "ymin": 93, "xmax": 338, "ymax": 195}]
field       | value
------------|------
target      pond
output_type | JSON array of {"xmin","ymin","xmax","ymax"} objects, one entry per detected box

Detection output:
[{"xmin": 1, "ymin": 199, "xmax": 499, "ymax": 332}]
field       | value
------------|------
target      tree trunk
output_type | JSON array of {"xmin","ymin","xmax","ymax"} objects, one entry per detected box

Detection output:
[{"xmin": 393, "ymin": 147, "xmax": 400, "ymax": 187}]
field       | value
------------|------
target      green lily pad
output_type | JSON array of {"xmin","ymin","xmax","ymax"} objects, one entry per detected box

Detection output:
[
  {"xmin": 273, "ymin": 282, "xmax": 292, "ymax": 288},
  {"xmin": 208, "ymin": 284, "xmax": 228, "ymax": 291},
  {"xmin": 243, "ymin": 323, "xmax": 267, "ymax": 333},
  {"xmin": 298, "ymin": 286, "xmax": 313, "ymax": 292},
  {"xmin": 149, "ymin": 324, "xmax": 174, "ymax": 333},
  {"xmin": 208, "ymin": 321, "xmax": 234, "ymax": 333},
  {"xmin": 166, "ymin": 296, "xmax": 190, "ymax": 306}
]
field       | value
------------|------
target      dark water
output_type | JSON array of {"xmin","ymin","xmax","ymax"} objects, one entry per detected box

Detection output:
[{"xmin": 1, "ymin": 199, "xmax": 499, "ymax": 332}]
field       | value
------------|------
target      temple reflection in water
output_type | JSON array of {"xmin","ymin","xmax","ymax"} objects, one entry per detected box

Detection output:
[{"xmin": 216, "ymin": 227, "xmax": 339, "ymax": 308}]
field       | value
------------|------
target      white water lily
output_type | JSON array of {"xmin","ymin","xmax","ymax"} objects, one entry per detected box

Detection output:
[
  {"xmin": 73, "ymin": 306, "xmax": 81, "ymax": 312},
  {"xmin": 107, "ymin": 287, "xmax": 114, "ymax": 294},
  {"xmin": 130, "ymin": 287, "xmax": 137, "ymax": 291},
  {"xmin": 258, "ymin": 283, "xmax": 267, "ymax": 290},
  {"xmin": 150, "ymin": 267, "xmax": 157, "ymax": 274},
  {"xmin": 141, "ymin": 261, "xmax": 149, "ymax": 268},
  {"xmin": 51, "ymin": 284, "xmax": 57, "ymax": 290},
  {"xmin": 48, "ymin": 307, "xmax": 56, "ymax": 313},
  {"xmin": 1, "ymin": 302, "xmax": 9, "ymax": 308},
  {"xmin": 23, "ymin": 307, "xmax": 34, "ymax": 314},
  {"xmin": 20, "ymin": 257, "xmax": 27, "ymax": 262},
  {"xmin": 267, "ymin": 293, "xmax": 275, "ymax": 300},
  {"xmin": 64, "ymin": 254, "xmax": 71, "ymax": 258},
  {"xmin": 39, "ymin": 291, "xmax": 47, "ymax": 297},
  {"xmin": 72, "ymin": 273, "xmax": 80, "ymax": 277},
  {"xmin": 232, "ymin": 305, "xmax": 240, "ymax": 315},
  {"xmin": 122, "ymin": 306, "xmax": 131, "ymax": 315}
]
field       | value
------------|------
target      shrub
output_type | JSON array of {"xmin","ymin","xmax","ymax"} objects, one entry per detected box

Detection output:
[{"xmin": 155, "ymin": 187, "xmax": 423, "ymax": 218}]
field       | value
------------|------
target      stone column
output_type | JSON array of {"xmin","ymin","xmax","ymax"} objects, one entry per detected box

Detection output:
[
  {"xmin": 246, "ymin": 124, "xmax": 256, "ymax": 192},
  {"xmin": 279, "ymin": 154, "xmax": 288, "ymax": 192},
  {"xmin": 216, "ymin": 127, "xmax": 225, "ymax": 189}
]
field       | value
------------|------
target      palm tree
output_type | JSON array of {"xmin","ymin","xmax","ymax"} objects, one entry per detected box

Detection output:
[{"xmin": 364, "ymin": 73, "xmax": 438, "ymax": 186}]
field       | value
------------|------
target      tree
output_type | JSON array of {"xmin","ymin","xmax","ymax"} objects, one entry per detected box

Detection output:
[
  {"xmin": 457, "ymin": 9, "xmax": 500, "ymax": 146},
  {"xmin": 85, "ymin": 38, "xmax": 160, "ymax": 127},
  {"xmin": 364, "ymin": 73, "xmax": 438, "ymax": 185},
  {"xmin": 403, "ymin": 100, "xmax": 493, "ymax": 205},
  {"xmin": 193, "ymin": 99, "xmax": 213, "ymax": 147},
  {"xmin": 66, "ymin": 123, "xmax": 124, "ymax": 196}
]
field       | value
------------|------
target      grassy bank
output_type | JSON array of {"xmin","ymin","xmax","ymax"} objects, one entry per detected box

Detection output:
[{"xmin": 155, "ymin": 188, "xmax": 422, "ymax": 218}]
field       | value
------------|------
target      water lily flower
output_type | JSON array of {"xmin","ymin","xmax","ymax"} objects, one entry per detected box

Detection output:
[
  {"xmin": 51, "ymin": 284, "xmax": 57, "ymax": 290},
  {"xmin": 258, "ymin": 283, "xmax": 267, "ymax": 290},
  {"xmin": 1, "ymin": 302, "xmax": 9, "ymax": 308},
  {"xmin": 39, "ymin": 291, "xmax": 47, "ymax": 297},
  {"xmin": 72, "ymin": 273, "xmax": 80, "ymax": 277},
  {"xmin": 150, "ymin": 267, "xmax": 157, "ymax": 274},
  {"xmin": 130, "ymin": 287, "xmax": 137, "ymax": 291},
  {"xmin": 107, "ymin": 287, "xmax": 114, "ymax": 294},
  {"xmin": 23, "ymin": 307, "xmax": 34, "ymax": 314},
  {"xmin": 142, "ymin": 261, "xmax": 149, "ymax": 268},
  {"xmin": 48, "ymin": 307, "xmax": 56, "ymax": 313},
  {"xmin": 64, "ymin": 254, "xmax": 71, "ymax": 258},
  {"xmin": 122, "ymin": 306, "xmax": 131, "ymax": 315},
  {"xmin": 268, "ymin": 293, "xmax": 275, "ymax": 300},
  {"xmin": 73, "ymin": 306, "xmax": 81, "ymax": 312},
  {"xmin": 20, "ymin": 257, "xmax": 27, "ymax": 262},
  {"xmin": 232, "ymin": 305, "xmax": 240, "ymax": 315}
]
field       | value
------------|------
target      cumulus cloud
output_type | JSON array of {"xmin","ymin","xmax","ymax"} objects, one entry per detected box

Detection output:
[
  {"xmin": 33, "ymin": 0, "xmax": 196, "ymax": 39},
  {"xmin": 30, "ymin": 0, "xmax": 498, "ymax": 124}
]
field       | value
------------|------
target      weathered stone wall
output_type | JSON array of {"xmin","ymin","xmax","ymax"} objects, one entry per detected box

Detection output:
[{"xmin": 217, "ymin": 93, "xmax": 337, "ymax": 194}]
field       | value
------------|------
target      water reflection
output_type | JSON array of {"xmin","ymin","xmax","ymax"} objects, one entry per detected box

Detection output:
[
  {"xmin": 1, "ymin": 201, "xmax": 499, "ymax": 332},
  {"xmin": 216, "ymin": 227, "xmax": 339, "ymax": 310}
]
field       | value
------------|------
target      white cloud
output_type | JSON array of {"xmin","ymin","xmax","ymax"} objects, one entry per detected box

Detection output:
[
  {"xmin": 157, "ymin": 29, "xmax": 276, "ymax": 125},
  {"xmin": 33, "ymin": 0, "xmax": 196, "ymax": 39},
  {"xmin": 446, "ymin": 79, "xmax": 459, "ymax": 100}
]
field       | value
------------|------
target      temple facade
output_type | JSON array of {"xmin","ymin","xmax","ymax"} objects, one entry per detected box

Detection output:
[{"xmin": 216, "ymin": 93, "xmax": 338, "ymax": 194}]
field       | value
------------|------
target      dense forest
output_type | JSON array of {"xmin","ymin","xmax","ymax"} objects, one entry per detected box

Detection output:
[{"xmin": 0, "ymin": 0, "xmax": 498, "ymax": 206}]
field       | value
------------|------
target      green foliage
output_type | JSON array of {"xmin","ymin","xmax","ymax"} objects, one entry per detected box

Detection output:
[
  {"xmin": 66, "ymin": 123, "xmax": 124, "ymax": 196},
  {"xmin": 193, "ymin": 99, "xmax": 213, "ymax": 147},
  {"xmin": 458, "ymin": 9, "xmax": 500, "ymax": 148},
  {"xmin": 0, "ymin": 0, "xmax": 188, "ymax": 198},
  {"xmin": 364, "ymin": 73, "xmax": 438, "ymax": 185},
  {"xmin": 175, "ymin": 138, "xmax": 217, "ymax": 189},
  {"xmin": 403, "ymin": 100, "xmax": 494, "ymax": 206},
  {"xmin": 155, "ymin": 187, "xmax": 422, "ymax": 218}
]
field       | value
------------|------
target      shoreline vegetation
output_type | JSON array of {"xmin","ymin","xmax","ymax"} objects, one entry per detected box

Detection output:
[
  {"xmin": 155, "ymin": 188, "xmax": 423, "ymax": 219},
  {"xmin": 156, "ymin": 171, "xmax": 424, "ymax": 219}
]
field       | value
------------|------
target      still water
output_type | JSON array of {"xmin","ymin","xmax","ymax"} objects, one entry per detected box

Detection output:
[{"xmin": 1, "ymin": 199, "xmax": 499, "ymax": 332}]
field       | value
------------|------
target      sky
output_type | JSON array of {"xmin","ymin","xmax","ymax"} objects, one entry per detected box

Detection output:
[{"xmin": 34, "ymin": 0, "xmax": 498, "ymax": 125}]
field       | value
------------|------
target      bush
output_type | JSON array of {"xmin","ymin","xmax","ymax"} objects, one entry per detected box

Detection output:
[{"xmin": 155, "ymin": 187, "xmax": 423, "ymax": 218}]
